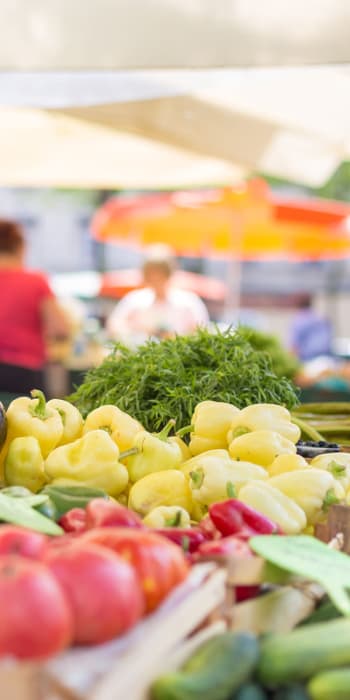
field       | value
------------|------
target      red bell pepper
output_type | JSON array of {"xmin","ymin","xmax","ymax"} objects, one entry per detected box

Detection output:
[
  {"xmin": 85, "ymin": 499, "xmax": 144, "ymax": 530},
  {"xmin": 59, "ymin": 508, "xmax": 87, "ymax": 534},
  {"xmin": 154, "ymin": 527, "xmax": 207, "ymax": 553},
  {"xmin": 209, "ymin": 499, "xmax": 279, "ymax": 537},
  {"xmin": 235, "ymin": 585, "xmax": 261, "ymax": 602},
  {"xmin": 198, "ymin": 514, "xmax": 221, "ymax": 540},
  {"xmin": 194, "ymin": 535, "xmax": 253, "ymax": 559}
]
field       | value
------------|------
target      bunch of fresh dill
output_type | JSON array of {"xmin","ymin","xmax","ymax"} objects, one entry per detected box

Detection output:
[{"xmin": 69, "ymin": 327, "xmax": 299, "ymax": 432}]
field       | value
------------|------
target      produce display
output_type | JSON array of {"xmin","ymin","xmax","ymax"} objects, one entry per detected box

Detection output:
[
  {"xmin": 1, "ymin": 389, "xmax": 350, "ymax": 545},
  {"xmin": 2, "ymin": 389, "xmax": 346, "ymax": 538},
  {"xmin": 2, "ymin": 361, "xmax": 350, "ymax": 699}
]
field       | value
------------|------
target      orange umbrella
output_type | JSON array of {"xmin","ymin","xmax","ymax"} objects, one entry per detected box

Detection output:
[
  {"xmin": 91, "ymin": 179, "xmax": 350, "ymax": 262},
  {"xmin": 99, "ymin": 268, "xmax": 227, "ymax": 301}
]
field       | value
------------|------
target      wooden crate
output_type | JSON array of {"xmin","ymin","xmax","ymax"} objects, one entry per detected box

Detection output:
[
  {"xmin": 315, "ymin": 503, "xmax": 350, "ymax": 551},
  {"xmin": 0, "ymin": 564, "xmax": 227, "ymax": 700}
]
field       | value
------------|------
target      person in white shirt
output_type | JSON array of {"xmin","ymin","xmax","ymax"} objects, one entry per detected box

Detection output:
[{"xmin": 106, "ymin": 245, "xmax": 209, "ymax": 344}]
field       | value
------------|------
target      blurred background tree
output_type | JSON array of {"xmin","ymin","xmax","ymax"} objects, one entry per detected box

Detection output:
[{"xmin": 262, "ymin": 161, "xmax": 350, "ymax": 202}]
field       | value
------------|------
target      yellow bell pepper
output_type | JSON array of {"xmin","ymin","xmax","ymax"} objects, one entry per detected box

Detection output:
[
  {"xmin": 128, "ymin": 469, "xmax": 192, "ymax": 516},
  {"xmin": 116, "ymin": 492, "xmax": 129, "ymax": 507},
  {"xmin": 0, "ymin": 435, "xmax": 11, "ymax": 480},
  {"xmin": 170, "ymin": 436, "xmax": 192, "ymax": 462},
  {"xmin": 180, "ymin": 449, "xmax": 232, "ymax": 479},
  {"xmin": 311, "ymin": 453, "xmax": 350, "ymax": 491},
  {"xmin": 182, "ymin": 452, "xmax": 268, "ymax": 507},
  {"xmin": 239, "ymin": 481, "xmax": 307, "ymax": 534},
  {"xmin": 227, "ymin": 403, "xmax": 300, "ymax": 444},
  {"xmin": 185, "ymin": 400, "xmax": 239, "ymax": 455},
  {"xmin": 143, "ymin": 506, "xmax": 191, "ymax": 528},
  {"xmin": 115, "ymin": 483, "xmax": 131, "ymax": 507},
  {"xmin": 228, "ymin": 429, "xmax": 296, "ymax": 468},
  {"xmin": 124, "ymin": 420, "xmax": 183, "ymax": 483},
  {"xmin": 45, "ymin": 429, "xmax": 128, "ymax": 497},
  {"xmin": 4, "ymin": 436, "xmax": 47, "ymax": 493},
  {"xmin": 47, "ymin": 399, "xmax": 84, "ymax": 446},
  {"xmin": 191, "ymin": 502, "xmax": 207, "ymax": 523},
  {"xmin": 269, "ymin": 469, "xmax": 344, "ymax": 525},
  {"xmin": 6, "ymin": 390, "xmax": 63, "ymax": 458},
  {"xmin": 268, "ymin": 453, "xmax": 309, "ymax": 477},
  {"xmin": 82, "ymin": 404, "xmax": 142, "ymax": 452},
  {"xmin": 50, "ymin": 478, "xmax": 89, "ymax": 487}
]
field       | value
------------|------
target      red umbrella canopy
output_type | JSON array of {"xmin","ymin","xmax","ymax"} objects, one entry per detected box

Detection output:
[{"xmin": 91, "ymin": 179, "xmax": 350, "ymax": 262}]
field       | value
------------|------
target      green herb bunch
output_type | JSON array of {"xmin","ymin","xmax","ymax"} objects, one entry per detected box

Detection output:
[
  {"xmin": 70, "ymin": 327, "xmax": 299, "ymax": 432},
  {"xmin": 241, "ymin": 326, "xmax": 301, "ymax": 380}
]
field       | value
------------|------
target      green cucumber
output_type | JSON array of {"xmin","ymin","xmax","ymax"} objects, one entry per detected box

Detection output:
[
  {"xmin": 299, "ymin": 599, "xmax": 340, "ymax": 627},
  {"xmin": 307, "ymin": 668, "xmax": 350, "ymax": 700},
  {"xmin": 272, "ymin": 686, "xmax": 310, "ymax": 700},
  {"xmin": 258, "ymin": 619, "xmax": 350, "ymax": 686},
  {"xmin": 234, "ymin": 683, "xmax": 268, "ymax": 699},
  {"xmin": 152, "ymin": 632, "xmax": 259, "ymax": 700}
]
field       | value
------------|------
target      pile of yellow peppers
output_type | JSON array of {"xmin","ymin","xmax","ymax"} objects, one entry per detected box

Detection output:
[{"xmin": 1, "ymin": 391, "xmax": 349, "ymax": 534}]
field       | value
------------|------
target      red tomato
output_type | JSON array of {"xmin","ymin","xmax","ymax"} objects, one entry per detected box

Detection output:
[
  {"xmin": 0, "ymin": 526, "xmax": 47, "ymax": 559},
  {"xmin": 47, "ymin": 534, "xmax": 80, "ymax": 551},
  {"xmin": 45, "ymin": 542, "xmax": 144, "ymax": 645},
  {"xmin": 0, "ymin": 556, "xmax": 72, "ymax": 659},
  {"xmin": 85, "ymin": 498, "xmax": 143, "ymax": 529},
  {"xmin": 81, "ymin": 528, "xmax": 188, "ymax": 613}
]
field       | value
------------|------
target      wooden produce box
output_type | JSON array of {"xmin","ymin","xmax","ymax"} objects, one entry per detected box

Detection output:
[
  {"xmin": 0, "ymin": 564, "xmax": 227, "ymax": 700},
  {"xmin": 315, "ymin": 503, "xmax": 350, "ymax": 552}
]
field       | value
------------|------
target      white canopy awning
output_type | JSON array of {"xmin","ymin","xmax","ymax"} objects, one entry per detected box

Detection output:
[
  {"xmin": 54, "ymin": 67, "xmax": 350, "ymax": 187},
  {"xmin": 0, "ymin": 0, "xmax": 349, "ymax": 69},
  {"xmin": 0, "ymin": 107, "xmax": 244, "ymax": 189},
  {"xmin": 0, "ymin": 67, "xmax": 350, "ymax": 188}
]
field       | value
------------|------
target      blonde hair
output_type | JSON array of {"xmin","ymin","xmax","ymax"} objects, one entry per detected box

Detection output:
[{"xmin": 142, "ymin": 245, "xmax": 176, "ymax": 278}]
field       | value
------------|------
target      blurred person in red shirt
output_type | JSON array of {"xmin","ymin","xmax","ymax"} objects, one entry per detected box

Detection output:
[{"xmin": 0, "ymin": 219, "xmax": 69, "ymax": 394}]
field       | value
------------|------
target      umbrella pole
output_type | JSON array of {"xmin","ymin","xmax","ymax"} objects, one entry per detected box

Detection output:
[
  {"xmin": 221, "ymin": 210, "xmax": 242, "ymax": 326},
  {"xmin": 221, "ymin": 257, "xmax": 241, "ymax": 326}
]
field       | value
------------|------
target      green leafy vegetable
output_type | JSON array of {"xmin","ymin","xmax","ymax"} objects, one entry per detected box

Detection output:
[
  {"xmin": 41, "ymin": 485, "xmax": 108, "ymax": 519},
  {"xmin": 0, "ymin": 492, "xmax": 63, "ymax": 535},
  {"xmin": 70, "ymin": 327, "xmax": 299, "ymax": 431},
  {"xmin": 241, "ymin": 326, "xmax": 300, "ymax": 380}
]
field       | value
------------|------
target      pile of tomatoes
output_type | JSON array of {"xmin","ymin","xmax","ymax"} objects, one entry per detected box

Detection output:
[{"xmin": 0, "ymin": 520, "xmax": 188, "ymax": 660}]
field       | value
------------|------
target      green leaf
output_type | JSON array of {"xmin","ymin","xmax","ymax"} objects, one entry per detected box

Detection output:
[
  {"xmin": 251, "ymin": 535, "xmax": 350, "ymax": 616},
  {"xmin": 0, "ymin": 492, "xmax": 63, "ymax": 535},
  {"xmin": 41, "ymin": 485, "xmax": 108, "ymax": 518},
  {"xmin": 1, "ymin": 487, "xmax": 49, "ymax": 507}
]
